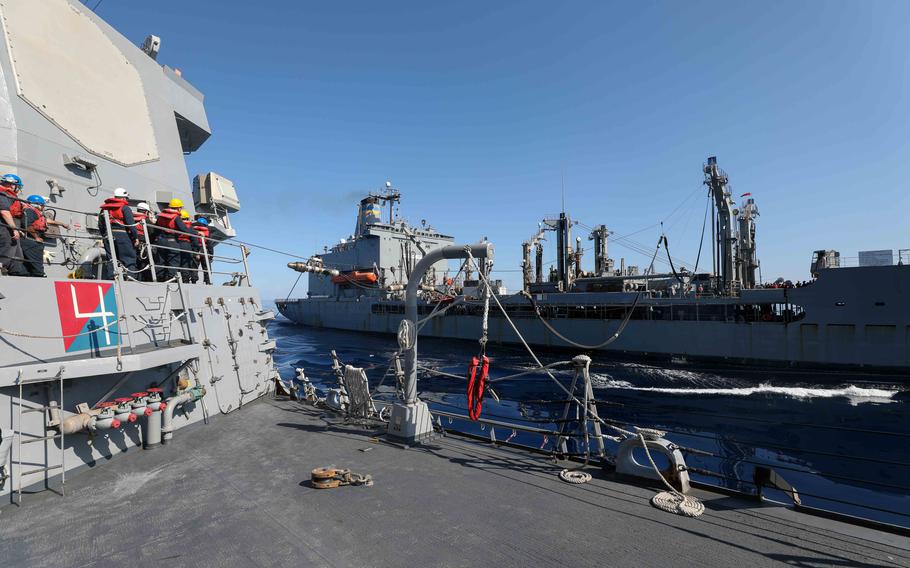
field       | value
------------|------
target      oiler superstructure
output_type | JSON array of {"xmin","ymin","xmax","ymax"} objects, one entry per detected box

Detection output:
[{"xmin": 0, "ymin": 0, "xmax": 277, "ymax": 502}]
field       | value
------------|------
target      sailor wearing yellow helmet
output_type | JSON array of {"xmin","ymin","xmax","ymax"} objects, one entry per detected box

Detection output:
[
  {"xmin": 152, "ymin": 198, "xmax": 192, "ymax": 280},
  {"xmin": 176, "ymin": 209, "xmax": 199, "ymax": 282}
]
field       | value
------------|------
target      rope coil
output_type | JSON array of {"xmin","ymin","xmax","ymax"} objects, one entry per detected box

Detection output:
[
  {"xmin": 636, "ymin": 433, "xmax": 704, "ymax": 518},
  {"xmin": 650, "ymin": 490, "xmax": 705, "ymax": 517},
  {"xmin": 310, "ymin": 466, "xmax": 373, "ymax": 489},
  {"xmin": 559, "ymin": 469, "xmax": 592, "ymax": 484}
]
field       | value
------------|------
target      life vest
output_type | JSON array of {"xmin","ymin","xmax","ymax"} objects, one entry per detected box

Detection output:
[
  {"xmin": 192, "ymin": 223, "xmax": 210, "ymax": 248},
  {"xmin": 177, "ymin": 223, "xmax": 193, "ymax": 243},
  {"xmin": 100, "ymin": 197, "xmax": 129, "ymax": 228},
  {"xmin": 155, "ymin": 208, "xmax": 179, "ymax": 237},
  {"xmin": 3, "ymin": 187, "xmax": 23, "ymax": 218},
  {"xmin": 22, "ymin": 204, "xmax": 47, "ymax": 234},
  {"xmin": 133, "ymin": 211, "xmax": 147, "ymax": 237}
]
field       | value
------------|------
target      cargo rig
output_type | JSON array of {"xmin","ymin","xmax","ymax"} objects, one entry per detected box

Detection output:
[{"xmin": 278, "ymin": 159, "xmax": 910, "ymax": 373}]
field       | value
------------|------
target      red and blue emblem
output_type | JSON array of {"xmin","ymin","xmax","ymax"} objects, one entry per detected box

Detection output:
[{"xmin": 54, "ymin": 281, "xmax": 119, "ymax": 353}]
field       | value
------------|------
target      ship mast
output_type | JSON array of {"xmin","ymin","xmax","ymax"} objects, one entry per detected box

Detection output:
[
  {"xmin": 588, "ymin": 224, "xmax": 612, "ymax": 276},
  {"xmin": 737, "ymin": 197, "xmax": 760, "ymax": 289},
  {"xmin": 522, "ymin": 227, "xmax": 546, "ymax": 291},
  {"xmin": 371, "ymin": 181, "xmax": 401, "ymax": 225},
  {"xmin": 542, "ymin": 212, "xmax": 572, "ymax": 291},
  {"xmin": 704, "ymin": 156, "xmax": 740, "ymax": 293}
]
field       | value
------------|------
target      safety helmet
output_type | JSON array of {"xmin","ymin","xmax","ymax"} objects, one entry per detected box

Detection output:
[
  {"xmin": 26, "ymin": 194, "xmax": 46, "ymax": 205},
  {"xmin": 113, "ymin": 187, "xmax": 129, "ymax": 198},
  {"xmin": 180, "ymin": 210, "xmax": 190, "ymax": 219},
  {"xmin": 136, "ymin": 202, "xmax": 151, "ymax": 212},
  {"xmin": 168, "ymin": 198, "xmax": 183, "ymax": 208},
  {"xmin": 1, "ymin": 174, "xmax": 23, "ymax": 188},
  {"xmin": 195, "ymin": 217, "xmax": 209, "ymax": 226}
]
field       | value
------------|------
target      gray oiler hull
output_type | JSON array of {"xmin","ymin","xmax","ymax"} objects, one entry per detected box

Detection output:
[{"xmin": 278, "ymin": 265, "xmax": 910, "ymax": 374}]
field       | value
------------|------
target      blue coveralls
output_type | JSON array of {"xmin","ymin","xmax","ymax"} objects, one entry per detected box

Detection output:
[{"xmin": 99, "ymin": 203, "xmax": 137, "ymax": 280}]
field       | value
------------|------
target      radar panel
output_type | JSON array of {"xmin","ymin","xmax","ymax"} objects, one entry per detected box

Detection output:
[{"xmin": 0, "ymin": 0, "xmax": 159, "ymax": 166}]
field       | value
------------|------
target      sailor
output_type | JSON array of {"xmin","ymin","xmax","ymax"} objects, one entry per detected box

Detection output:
[
  {"xmin": 133, "ymin": 202, "xmax": 153, "ymax": 281},
  {"xmin": 191, "ymin": 216, "xmax": 212, "ymax": 284},
  {"xmin": 153, "ymin": 199, "xmax": 191, "ymax": 280},
  {"xmin": 0, "ymin": 173, "xmax": 26, "ymax": 275},
  {"xmin": 98, "ymin": 187, "xmax": 138, "ymax": 279},
  {"xmin": 133, "ymin": 202, "xmax": 152, "ymax": 235},
  {"xmin": 20, "ymin": 195, "xmax": 69, "ymax": 277},
  {"xmin": 177, "ymin": 210, "xmax": 199, "ymax": 282}
]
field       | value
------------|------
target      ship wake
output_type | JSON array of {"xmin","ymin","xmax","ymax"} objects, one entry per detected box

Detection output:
[{"xmin": 590, "ymin": 374, "xmax": 901, "ymax": 405}]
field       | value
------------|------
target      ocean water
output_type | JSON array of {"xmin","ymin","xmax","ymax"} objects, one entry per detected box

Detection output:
[{"xmin": 269, "ymin": 318, "xmax": 910, "ymax": 528}]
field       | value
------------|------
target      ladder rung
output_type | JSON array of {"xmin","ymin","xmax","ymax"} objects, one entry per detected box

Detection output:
[
  {"xmin": 21, "ymin": 434, "xmax": 62, "ymax": 444},
  {"xmin": 20, "ymin": 464, "xmax": 63, "ymax": 476},
  {"xmin": 21, "ymin": 407, "xmax": 50, "ymax": 413}
]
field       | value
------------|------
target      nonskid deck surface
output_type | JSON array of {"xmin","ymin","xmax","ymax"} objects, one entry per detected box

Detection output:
[{"xmin": 1, "ymin": 399, "xmax": 907, "ymax": 568}]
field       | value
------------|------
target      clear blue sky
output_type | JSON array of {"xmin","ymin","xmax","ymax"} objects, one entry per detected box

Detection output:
[{"xmin": 91, "ymin": 1, "xmax": 910, "ymax": 302}]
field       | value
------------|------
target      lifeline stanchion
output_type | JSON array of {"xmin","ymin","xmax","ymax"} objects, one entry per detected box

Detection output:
[{"xmin": 467, "ymin": 251, "xmax": 705, "ymax": 518}]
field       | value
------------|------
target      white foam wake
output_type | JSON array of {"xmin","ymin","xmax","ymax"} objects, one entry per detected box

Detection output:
[{"xmin": 590, "ymin": 374, "xmax": 900, "ymax": 405}]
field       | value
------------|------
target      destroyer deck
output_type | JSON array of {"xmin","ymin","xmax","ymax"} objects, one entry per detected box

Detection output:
[{"xmin": 1, "ymin": 398, "xmax": 907, "ymax": 568}]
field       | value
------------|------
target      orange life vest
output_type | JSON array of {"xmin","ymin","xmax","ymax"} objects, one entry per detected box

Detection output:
[
  {"xmin": 155, "ymin": 208, "xmax": 179, "ymax": 236},
  {"xmin": 100, "ymin": 197, "xmax": 129, "ymax": 227},
  {"xmin": 3, "ymin": 187, "xmax": 23, "ymax": 218},
  {"xmin": 22, "ymin": 204, "xmax": 47, "ymax": 234},
  {"xmin": 192, "ymin": 223, "xmax": 210, "ymax": 248},
  {"xmin": 133, "ymin": 211, "xmax": 147, "ymax": 237}
]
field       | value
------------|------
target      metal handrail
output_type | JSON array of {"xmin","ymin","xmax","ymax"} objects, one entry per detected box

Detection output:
[
  {"xmin": 143, "ymin": 222, "xmax": 250, "ymax": 285},
  {"xmin": 74, "ymin": 216, "xmax": 250, "ymax": 286},
  {"xmin": 366, "ymin": 369, "xmax": 909, "ymax": 530},
  {"xmin": 812, "ymin": 250, "xmax": 910, "ymax": 269},
  {"xmin": 374, "ymin": 401, "xmax": 564, "ymax": 437}
]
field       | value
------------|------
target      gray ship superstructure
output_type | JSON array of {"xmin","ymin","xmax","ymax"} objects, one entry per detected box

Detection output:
[
  {"xmin": 0, "ymin": 0, "xmax": 277, "ymax": 503},
  {"xmin": 292, "ymin": 185, "xmax": 457, "ymax": 302},
  {"xmin": 278, "ymin": 159, "xmax": 910, "ymax": 372}
]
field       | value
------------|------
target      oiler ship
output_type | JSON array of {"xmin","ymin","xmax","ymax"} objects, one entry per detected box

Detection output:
[{"xmin": 277, "ymin": 159, "xmax": 910, "ymax": 373}]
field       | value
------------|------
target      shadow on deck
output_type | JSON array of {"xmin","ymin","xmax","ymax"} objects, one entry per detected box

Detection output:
[{"xmin": 1, "ymin": 398, "xmax": 908, "ymax": 567}]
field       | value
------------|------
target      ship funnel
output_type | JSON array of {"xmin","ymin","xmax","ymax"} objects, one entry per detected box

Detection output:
[{"xmin": 357, "ymin": 197, "xmax": 382, "ymax": 235}]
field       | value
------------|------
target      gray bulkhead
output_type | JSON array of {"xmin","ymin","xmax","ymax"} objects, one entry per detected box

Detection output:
[
  {"xmin": 0, "ymin": 0, "xmax": 209, "ymax": 265},
  {"xmin": 309, "ymin": 222, "xmax": 454, "ymax": 298},
  {"xmin": 0, "ymin": 0, "xmax": 277, "ymax": 500}
]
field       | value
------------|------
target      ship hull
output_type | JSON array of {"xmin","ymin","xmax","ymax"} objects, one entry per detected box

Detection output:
[
  {"xmin": 277, "ymin": 265, "xmax": 910, "ymax": 375},
  {"xmin": 0, "ymin": 278, "xmax": 277, "ymax": 502}
]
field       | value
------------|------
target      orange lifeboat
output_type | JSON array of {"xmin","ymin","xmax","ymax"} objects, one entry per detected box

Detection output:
[{"xmin": 332, "ymin": 271, "xmax": 378, "ymax": 285}]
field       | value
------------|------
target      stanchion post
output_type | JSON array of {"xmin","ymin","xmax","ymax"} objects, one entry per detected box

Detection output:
[{"xmin": 141, "ymin": 219, "xmax": 157, "ymax": 283}]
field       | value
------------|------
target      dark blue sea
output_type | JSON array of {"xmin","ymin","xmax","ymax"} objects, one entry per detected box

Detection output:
[{"xmin": 270, "ymin": 317, "xmax": 910, "ymax": 529}]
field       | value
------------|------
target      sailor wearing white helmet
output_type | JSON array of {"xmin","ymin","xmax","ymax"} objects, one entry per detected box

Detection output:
[
  {"xmin": 133, "ymin": 201, "xmax": 154, "ymax": 281},
  {"xmin": 98, "ymin": 187, "xmax": 138, "ymax": 279}
]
